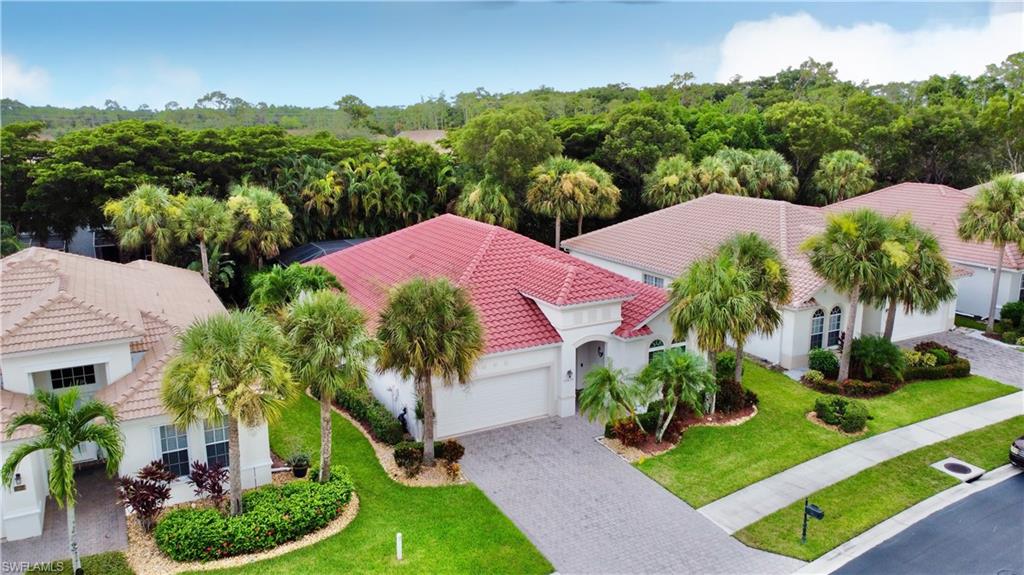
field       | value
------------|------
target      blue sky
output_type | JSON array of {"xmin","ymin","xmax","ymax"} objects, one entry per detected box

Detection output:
[{"xmin": 2, "ymin": 2, "xmax": 1021, "ymax": 108}]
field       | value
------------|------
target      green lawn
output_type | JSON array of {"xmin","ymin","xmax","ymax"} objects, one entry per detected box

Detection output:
[
  {"xmin": 28, "ymin": 552, "xmax": 134, "ymax": 574},
  {"xmin": 636, "ymin": 363, "xmax": 1017, "ymax": 508},
  {"xmin": 735, "ymin": 416, "xmax": 1024, "ymax": 561},
  {"xmin": 954, "ymin": 314, "xmax": 990, "ymax": 331},
  {"xmin": 198, "ymin": 395, "xmax": 551, "ymax": 575}
]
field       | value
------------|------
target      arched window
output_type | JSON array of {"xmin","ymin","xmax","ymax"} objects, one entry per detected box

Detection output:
[
  {"xmin": 828, "ymin": 306, "xmax": 843, "ymax": 347},
  {"xmin": 649, "ymin": 339, "xmax": 666, "ymax": 362},
  {"xmin": 810, "ymin": 309, "xmax": 825, "ymax": 349}
]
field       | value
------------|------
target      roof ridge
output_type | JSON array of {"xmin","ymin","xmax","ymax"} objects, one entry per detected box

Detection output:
[
  {"xmin": 98, "ymin": 338, "xmax": 176, "ymax": 408},
  {"xmin": 458, "ymin": 226, "xmax": 500, "ymax": 285},
  {"xmin": 2, "ymin": 290, "xmax": 144, "ymax": 344},
  {"xmin": 554, "ymin": 262, "xmax": 579, "ymax": 306},
  {"xmin": 778, "ymin": 202, "xmax": 789, "ymax": 260}
]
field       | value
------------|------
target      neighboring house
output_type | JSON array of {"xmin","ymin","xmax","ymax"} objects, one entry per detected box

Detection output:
[
  {"xmin": 17, "ymin": 227, "xmax": 121, "ymax": 262},
  {"xmin": 276, "ymin": 238, "xmax": 371, "ymax": 266},
  {"xmin": 562, "ymin": 194, "xmax": 961, "ymax": 369},
  {"xmin": 312, "ymin": 214, "xmax": 670, "ymax": 439},
  {"xmin": 826, "ymin": 182, "xmax": 1024, "ymax": 319},
  {"xmin": 0, "ymin": 248, "xmax": 272, "ymax": 541}
]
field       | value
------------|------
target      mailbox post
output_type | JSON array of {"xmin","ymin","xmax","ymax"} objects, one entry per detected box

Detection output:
[{"xmin": 802, "ymin": 498, "xmax": 825, "ymax": 544}]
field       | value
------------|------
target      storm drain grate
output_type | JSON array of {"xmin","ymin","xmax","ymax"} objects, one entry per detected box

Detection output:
[{"xmin": 930, "ymin": 457, "xmax": 984, "ymax": 482}]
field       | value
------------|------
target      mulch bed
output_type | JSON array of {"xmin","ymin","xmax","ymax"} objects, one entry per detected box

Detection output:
[{"xmin": 599, "ymin": 405, "xmax": 758, "ymax": 463}]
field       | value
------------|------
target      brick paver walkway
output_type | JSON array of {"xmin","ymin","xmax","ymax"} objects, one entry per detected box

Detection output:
[
  {"xmin": 460, "ymin": 416, "xmax": 802, "ymax": 575},
  {"xmin": 900, "ymin": 329, "xmax": 1023, "ymax": 388},
  {"xmin": 0, "ymin": 466, "xmax": 127, "ymax": 571}
]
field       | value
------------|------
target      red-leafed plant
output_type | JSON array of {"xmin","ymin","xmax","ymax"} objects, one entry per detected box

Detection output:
[
  {"xmin": 117, "ymin": 460, "xmax": 175, "ymax": 531},
  {"xmin": 188, "ymin": 460, "xmax": 228, "ymax": 511}
]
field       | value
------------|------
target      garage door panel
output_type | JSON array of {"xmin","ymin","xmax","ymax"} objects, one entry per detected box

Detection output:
[{"xmin": 434, "ymin": 367, "xmax": 552, "ymax": 438}]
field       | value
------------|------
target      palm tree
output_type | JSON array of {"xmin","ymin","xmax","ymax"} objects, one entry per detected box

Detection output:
[
  {"xmin": 526, "ymin": 156, "xmax": 597, "ymax": 247},
  {"xmin": 577, "ymin": 363, "xmax": 646, "ymax": 431},
  {"xmin": 2, "ymin": 390, "xmax": 124, "ymax": 574},
  {"xmin": 696, "ymin": 155, "xmax": 742, "ymax": 196},
  {"xmin": 958, "ymin": 174, "xmax": 1024, "ymax": 332},
  {"xmin": 668, "ymin": 252, "xmax": 760, "ymax": 412},
  {"xmin": 249, "ymin": 263, "xmax": 342, "ymax": 312},
  {"xmin": 576, "ymin": 161, "xmax": 620, "ymax": 236},
  {"xmin": 162, "ymin": 310, "xmax": 298, "ymax": 515},
  {"xmin": 744, "ymin": 150, "xmax": 798, "ymax": 201},
  {"xmin": 871, "ymin": 218, "xmax": 955, "ymax": 340},
  {"xmin": 717, "ymin": 233, "xmax": 791, "ymax": 383},
  {"xmin": 454, "ymin": 178, "xmax": 518, "ymax": 230},
  {"xmin": 813, "ymin": 150, "xmax": 875, "ymax": 205},
  {"xmin": 376, "ymin": 277, "xmax": 485, "ymax": 466},
  {"xmin": 103, "ymin": 183, "xmax": 180, "ymax": 261},
  {"xmin": 283, "ymin": 290, "xmax": 375, "ymax": 482},
  {"xmin": 175, "ymin": 195, "xmax": 233, "ymax": 284},
  {"xmin": 227, "ymin": 184, "xmax": 294, "ymax": 269},
  {"xmin": 637, "ymin": 349, "xmax": 715, "ymax": 441},
  {"xmin": 802, "ymin": 209, "xmax": 909, "ymax": 381},
  {"xmin": 642, "ymin": 155, "xmax": 702, "ymax": 208}
]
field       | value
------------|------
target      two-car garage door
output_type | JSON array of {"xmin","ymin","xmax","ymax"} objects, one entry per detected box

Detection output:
[{"xmin": 433, "ymin": 366, "xmax": 553, "ymax": 439}]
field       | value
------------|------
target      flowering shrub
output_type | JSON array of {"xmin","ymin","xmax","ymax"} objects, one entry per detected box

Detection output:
[{"xmin": 153, "ymin": 466, "xmax": 354, "ymax": 562}]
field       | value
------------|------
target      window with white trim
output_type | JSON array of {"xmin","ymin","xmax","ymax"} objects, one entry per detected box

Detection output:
[
  {"xmin": 828, "ymin": 306, "xmax": 843, "ymax": 347},
  {"xmin": 642, "ymin": 274, "xmax": 665, "ymax": 289},
  {"xmin": 648, "ymin": 337, "xmax": 686, "ymax": 362},
  {"xmin": 810, "ymin": 309, "xmax": 825, "ymax": 350},
  {"xmin": 50, "ymin": 365, "xmax": 96, "ymax": 389},
  {"xmin": 158, "ymin": 425, "xmax": 190, "ymax": 477},
  {"xmin": 204, "ymin": 417, "xmax": 230, "ymax": 468}
]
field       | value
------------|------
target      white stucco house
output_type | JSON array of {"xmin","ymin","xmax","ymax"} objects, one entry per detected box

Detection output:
[
  {"xmin": 0, "ymin": 248, "xmax": 273, "ymax": 541},
  {"xmin": 826, "ymin": 180, "xmax": 1024, "ymax": 320},
  {"xmin": 312, "ymin": 214, "xmax": 674, "ymax": 439},
  {"xmin": 562, "ymin": 193, "xmax": 961, "ymax": 370}
]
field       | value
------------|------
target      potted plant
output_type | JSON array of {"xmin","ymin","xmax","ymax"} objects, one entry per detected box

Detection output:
[{"xmin": 288, "ymin": 452, "xmax": 310, "ymax": 478}]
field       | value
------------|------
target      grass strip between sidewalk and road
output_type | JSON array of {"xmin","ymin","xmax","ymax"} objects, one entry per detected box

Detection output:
[{"xmin": 734, "ymin": 415, "xmax": 1024, "ymax": 561}]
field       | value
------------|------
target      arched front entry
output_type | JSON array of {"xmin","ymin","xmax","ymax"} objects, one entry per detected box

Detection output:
[{"xmin": 574, "ymin": 340, "xmax": 606, "ymax": 394}]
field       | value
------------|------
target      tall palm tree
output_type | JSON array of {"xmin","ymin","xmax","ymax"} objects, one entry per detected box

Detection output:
[
  {"xmin": 283, "ymin": 290, "xmax": 375, "ymax": 482},
  {"xmin": 717, "ymin": 233, "xmax": 791, "ymax": 383},
  {"xmin": 249, "ymin": 263, "xmax": 342, "ymax": 313},
  {"xmin": 577, "ymin": 363, "xmax": 646, "ymax": 431},
  {"xmin": 175, "ymin": 195, "xmax": 233, "ymax": 285},
  {"xmin": 103, "ymin": 183, "xmax": 180, "ymax": 261},
  {"xmin": 2, "ymin": 390, "xmax": 124, "ymax": 574},
  {"xmin": 696, "ymin": 155, "xmax": 742, "ymax": 196},
  {"xmin": 526, "ymin": 156, "xmax": 596, "ymax": 247},
  {"xmin": 454, "ymin": 178, "xmax": 518, "ymax": 230},
  {"xmin": 958, "ymin": 174, "xmax": 1024, "ymax": 332},
  {"xmin": 802, "ymin": 209, "xmax": 909, "ymax": 381},
  {"xmin": 668, "ymin": 252, "xmax": 760, "ymax": 412},
  {"xmin": 227, "ymin": 184, "xmax": 294, "ymax": 269},
  {"xmin": 376, "ymin": 277, "xmax": 485, "ymax": 466},
  {"xmin": 637, "ymin": 349, "xmax": 715, "ymax": 441},
  {"xmin": 813, "ymin": 150, "xmax": 875, "ymax": 205},
  {"xmin": 744, "ymin": 150, "xmax": 798, "ymax": 201},
  {"xmin": 576, "ymin": 161, "xmax": 620, "ymax": 236},
  {"xmin": 162, "ymin": 310, "xmax": 298, "ymax": 515},
  {"xmin": 642, "ymin": 155, "xmax": 702, "ymax": 208},
  {"xmin": 870, "ymin": 218, "xmax": 955, "ymax": 340}
]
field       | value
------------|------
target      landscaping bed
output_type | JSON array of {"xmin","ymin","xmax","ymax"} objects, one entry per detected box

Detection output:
[
  {"xmin": 600, "ymin": 405, "xmax": 757, "ymax": 463},
  {"xmin": 636, "ymin": 362, "xmax": 1017, "ymax": 508},
  {"xmin": 735, "ymin": 415, "xmax": 1024, "ymax": 561}
]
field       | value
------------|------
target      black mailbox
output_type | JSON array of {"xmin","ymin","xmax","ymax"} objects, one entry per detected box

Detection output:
[{"xmin": 805, "ymin": 503, "xmax": 825, "ymax": 520}]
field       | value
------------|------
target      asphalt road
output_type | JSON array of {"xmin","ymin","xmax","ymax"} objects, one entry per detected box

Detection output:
[{"xmin": 836, "ymin": 472, "xmax": 1024, "ymax": 575}]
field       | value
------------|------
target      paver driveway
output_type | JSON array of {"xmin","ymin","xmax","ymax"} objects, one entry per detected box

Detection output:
[
  {"xmin": 901, "ymin": 329, "xmax": 1023, "ymax": 388},
  {"xmin": 460, "ymin": 416, "xmax": 802, "ymax": 575}
]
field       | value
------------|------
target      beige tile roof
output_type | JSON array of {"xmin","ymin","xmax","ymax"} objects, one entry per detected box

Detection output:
[
  {"xmin": 0, "ymin": 389, "xmax": 39, "ymax": 440},
  {"xmin": 1, "ymin": 248, "xmax": 225, "ymax": 435},
  {"xmin": 562, "ymin": 194, "xmax": 829, "ymax": 306},
  {"xmin": 825, "ymin": 182, "xmax": 1024, "ymax": 271}
]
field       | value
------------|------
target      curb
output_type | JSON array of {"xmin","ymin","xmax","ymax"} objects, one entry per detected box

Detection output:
[{"xmin": 793, "ymin": 464, "xmax": 1021, "ymax": 574}]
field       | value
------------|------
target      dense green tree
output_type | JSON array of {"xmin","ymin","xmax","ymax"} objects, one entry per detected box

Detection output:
[
  {"xmin": 455, "ymin": 178, "xmax": 518, "ymax": 230},
  {"xmin": 548, "ymin": 115, "xmax": 609, "ymax": 161},
  {"xmin": 637, "ymin": 349, "xmax": 715, "ymax": 441},
  {"xmin": 578, "ymin": 364, "xmax": 647, "ymax": 431},
  {"xmin": 576, "ymin": 161, "xmax": 620, "ymax": 235},
  {"xmin": 227, "ymin": 184, "xmax": 293, "ymax": 268},
  {"xmin": 248, "ymin": 263, "xmax": 342, "ymax": 312},
  {"xmin": 162, "ymin": 310, "xmax": 298, "ymax": 515},
  {"xmin": 526, "ymin": 157, "xmax": 595, "ymax": 246},
  {"xmin": 1, "ymin": 222, "xmax": 24, "ymax": 256},
  {"xmin": 451, "ymin": 107, "xmax": 561, "ymax": 191},
  {"xmin": 978, "ymin": 90, "xmax": 1024, "ymax": 173},
  {"xmin": 642, "ymin": 155, "xmax": 702, "ymax": 208},
  {"xmin": 175, "ymin": 195, "xmax": 233, "ymax": 284},
  {"xmin": 957, "ymin": 174, "xmax": 1024, "ymax": 331},
  {"xmin": 1, "ymin": 122, "xmax": 52, "ymax": 232},
  {"xmin": 742, "ymin": 149, "xmax": 799, "ymax": 200},
  {"xmin": 696, "ymin": 155, "xmax": 742, "ymax": 196},
  {"xmin": 813, "ymin": 150, "xmax": 876, "ymax": 205},
  {"xmin": 104, "ymin": 184, "xmax": 181, "ymax": 261},
  {"xmin": 384, "ymin": 137, "xmax": 455, "ymax": 210},
  {"xmin": 764, "ymin": 101, "xmax": 851, "ymax": 185},
  {"xmin": 597, "ymin": 101, "xmax": 690, "ymax": 200},
  {"xmin": 376, "ymin": 278, "xmax": 485, "ymax": 465}
]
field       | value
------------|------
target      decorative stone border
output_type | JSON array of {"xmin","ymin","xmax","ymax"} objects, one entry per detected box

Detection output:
[
  {"xmin": 124, "ymin": 493, "xmax": 360, "ymax": 575},
  {"xmin": 598, "ymin": 405, "xmax": 759, "ymax": 463}
]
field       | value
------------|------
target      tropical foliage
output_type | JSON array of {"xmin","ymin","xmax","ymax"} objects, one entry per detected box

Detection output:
[
  {"xmin": 248, "ymin": 263, "xmax": 342, "ymax": 312},
  {"xmin": 103, "ymin": 183, "xmax": 181, "ymax": 261},
  {"xmin": 637, "ymin": 349, "xmax": 716, "ymax": 441}
]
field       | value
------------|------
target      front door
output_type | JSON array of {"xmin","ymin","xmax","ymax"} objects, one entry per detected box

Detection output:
[{"xmin": 574, "ymin": 341, "xmax": 606, "ymax": 391}]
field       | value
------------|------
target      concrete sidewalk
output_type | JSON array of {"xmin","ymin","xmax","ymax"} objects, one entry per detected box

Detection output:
[{"xmin": 698, "ymin": 391, "xmax": 1023, "ymax": 534}]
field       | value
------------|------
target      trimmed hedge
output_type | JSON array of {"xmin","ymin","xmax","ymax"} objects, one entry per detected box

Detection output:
[
  {"xmin": 803, "ymin": 377, "xmax": 894, "ymax": 397},
  {"xmin": 154, "ymin": 466, "xmax": 354, "ymax": 562},
  {"xmin": 904, "ymin": 357, "xmax": 971, "ymax": 381},
  {"xmin": 814, "ymin": 396, "xmax": 869, "ymax": 433},
  {"xmin": 334, "ymin": 387, "xmax": 403, "ymax": 445},
  {"xmin": 392, "ymin": 439, "xmax": 465, "ymax": 472},
  {"xmin": 808, "ymin": 349, "xmax": 839, "ymax": 379},
  {"xmin": 716, "ymin": 378, "xmax": 759, "ymax": 413},
  {"xmin": 1000, "ymin": 301, "xmax": 1024, "ymax": 328}
]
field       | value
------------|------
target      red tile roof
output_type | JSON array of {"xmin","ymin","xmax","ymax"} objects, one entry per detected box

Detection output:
[
  {"xmin": 825, "ymin": 182, "xmax": 1024, "ymax": 271},
  {"xmin": 311, "ymin": 214, "xmax": 667, "ymax": 354}
]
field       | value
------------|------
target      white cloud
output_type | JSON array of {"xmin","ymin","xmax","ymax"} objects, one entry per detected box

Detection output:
[
  {"xmin": 713, "ymin": 6, "xmax": 1024, "ymax": 84},
  {"xmin": 102, "ymin": 59, "xmax": 203, "ymax": 109},
  {"xmin": 1, "ymin": 54, "xmax": 52, "ymax": 102}
]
